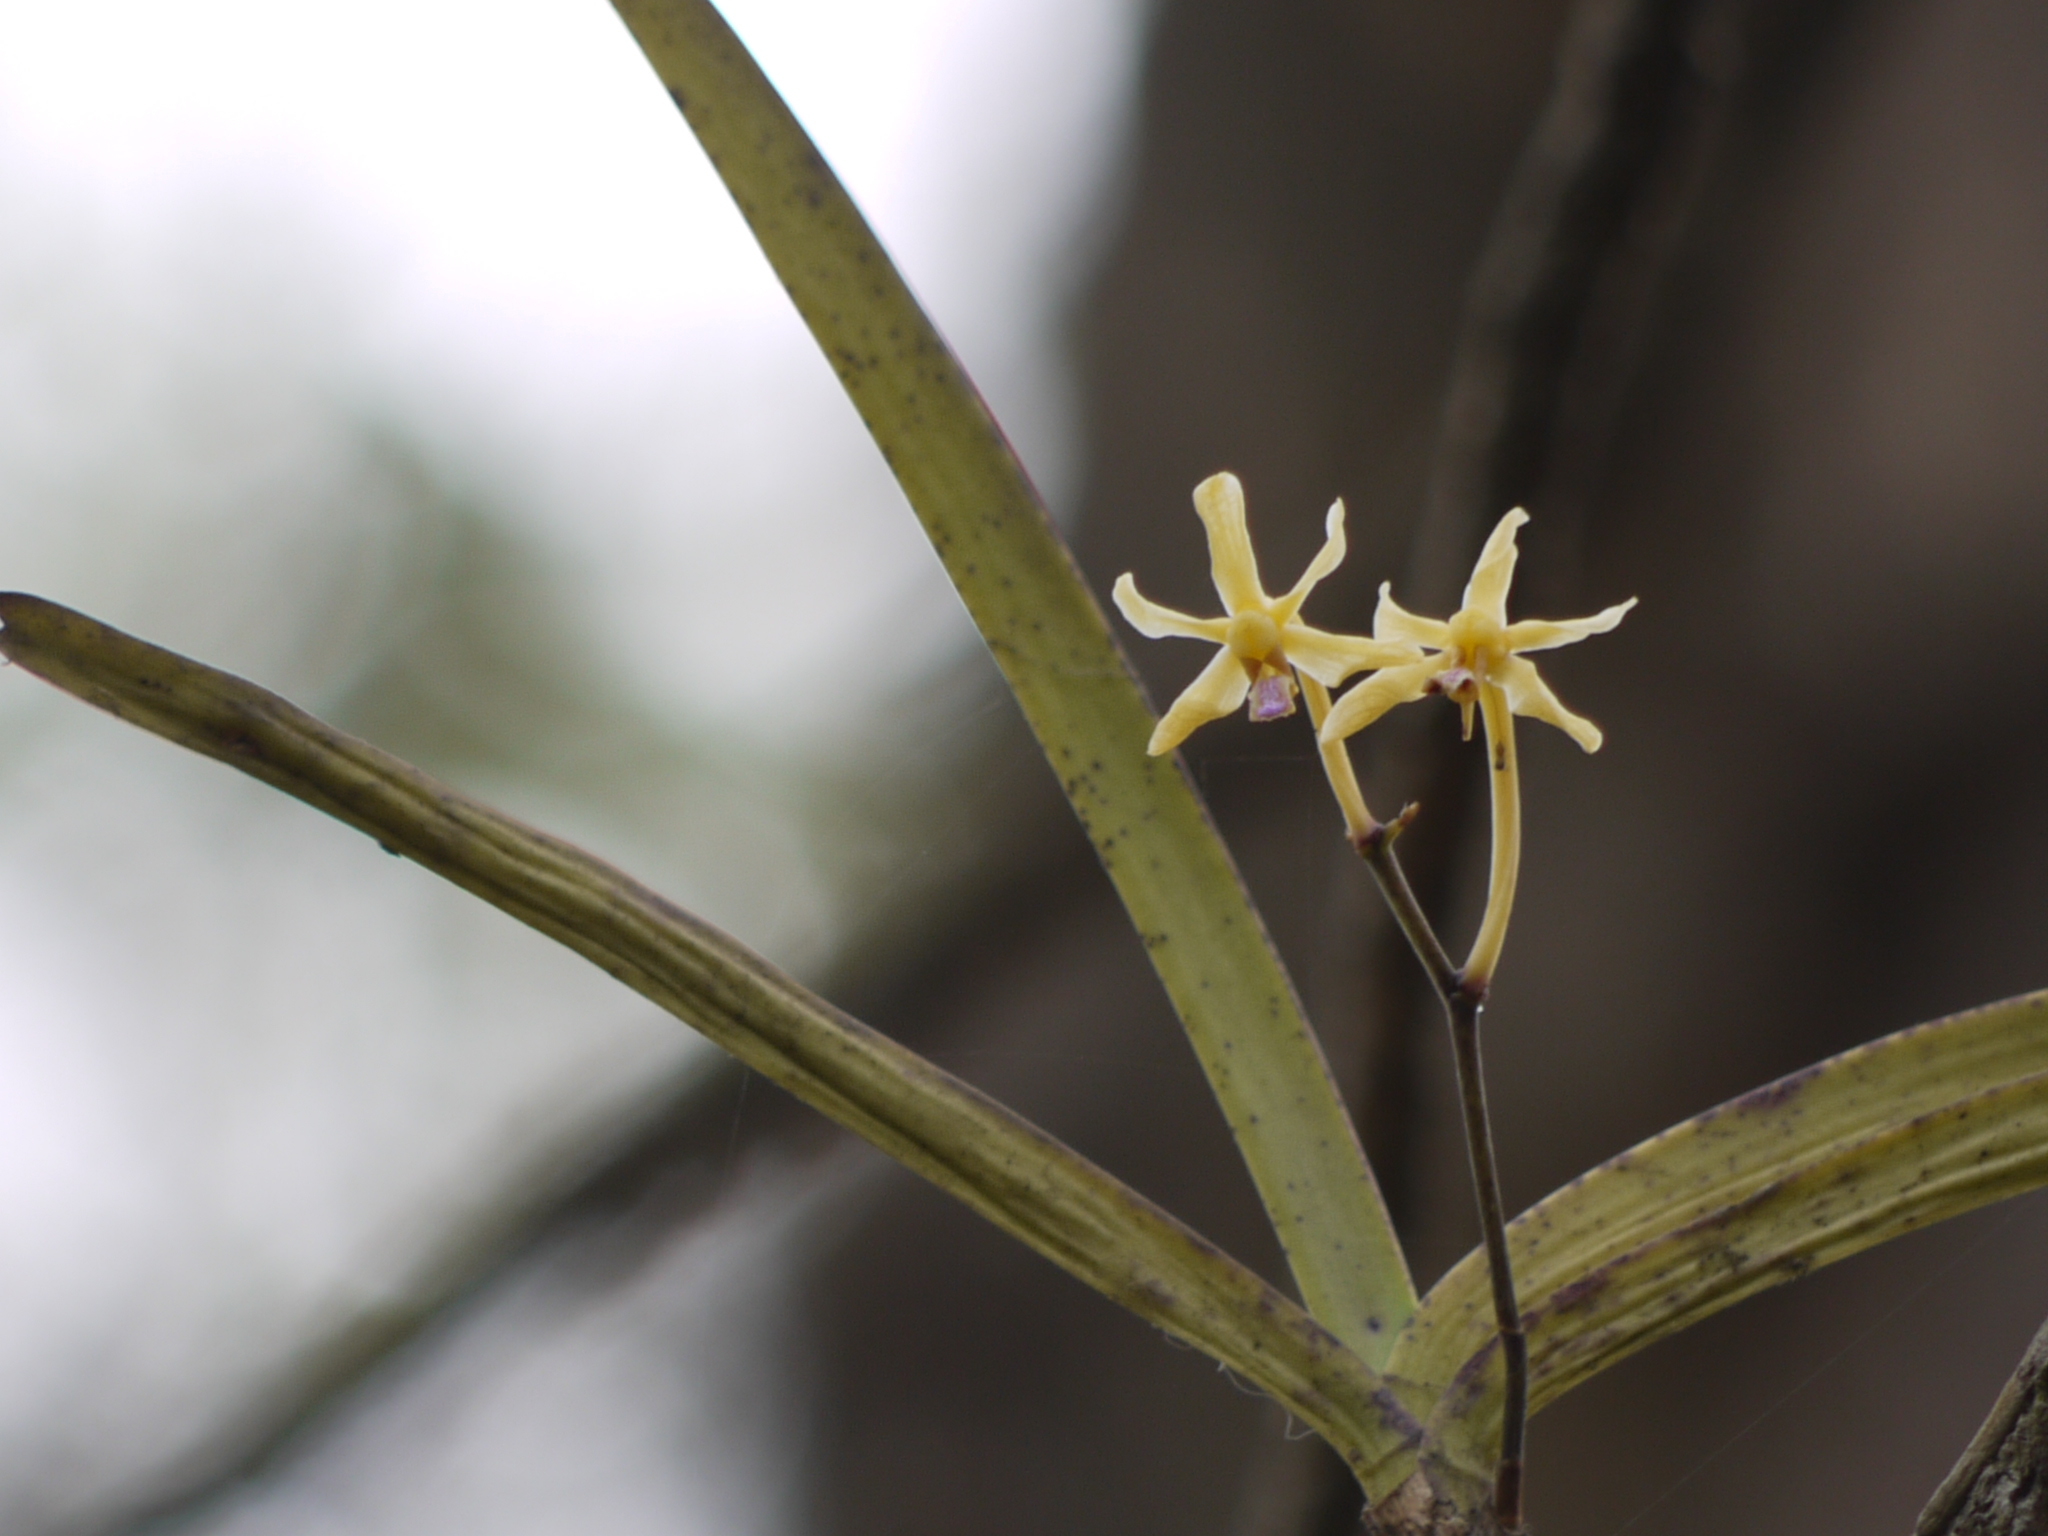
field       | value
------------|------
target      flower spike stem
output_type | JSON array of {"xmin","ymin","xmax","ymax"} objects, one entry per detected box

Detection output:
[
  {"xmin": 1334, "ymin": 733, "xmax": 1528, "ymax": 1531},
  {"xmin": 1448, "ymin": 986, "xmax": 1528, "ymax": 1531}
]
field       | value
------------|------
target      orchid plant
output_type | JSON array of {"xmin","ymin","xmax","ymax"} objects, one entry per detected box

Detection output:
[
  {"xmin": 1, "ymin": 3, "xmax": 2044, "ymax": 1534},
  {"xmin": 1115, "ymin": 480, "xmax": 1635, "ymax": 1528}
]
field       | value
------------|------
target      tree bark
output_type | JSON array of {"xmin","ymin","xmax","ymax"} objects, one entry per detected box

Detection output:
[{"xmin": 1919, "ymin": 1318, "xmax": 2048, "ymax": 1536}]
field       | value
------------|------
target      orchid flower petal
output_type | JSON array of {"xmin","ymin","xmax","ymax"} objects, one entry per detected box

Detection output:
[
  {"xmin": 1318, "ymin": 657, "xmax": 1440, "ymax": 744},
  {"xmin": 1148, "ymin": 646, "xmax": 1252, "ymax": 755},
  {"xmin": 1192, "ymin": 472, "xmax": 1267, "ymax": 612},
  {"xmin": 1497, "ymin": 653, "xmax": 1603, "ymax": 752},
  {"xmin": 1112, "ymin": 575, "xmax": 1232, "ymax": 642},
  {"xmin": 1283, "ymin": 623, "xmax": 1424, "ymax": 687},
  {"xmin": 1462, "ymin": 508, "xmax": 1530, "ymax": 623},
  {"xmin": 1373, "ymin": 583, "xmax": 1452, "ymax": 648},
  {"xmin": 1272, "ymin": 500, "xmax": 1347, "ymax": 624},
  {"xmin": 1502, "ymin": 598, "xmax": 1638, "ymax": 654}
]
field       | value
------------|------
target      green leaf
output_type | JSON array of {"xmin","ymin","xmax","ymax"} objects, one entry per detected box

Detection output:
[
  {"xmin": 603, "ymin": 0, "xmax": 1416, "ymax": 1351},
  {"xmin": 1373, "ymin": 990, "xmax": 2048, "ymax": 1501},
  {"xmin": 0, "ymin": 591, "xmax": 1424, "ymax": 1487}
]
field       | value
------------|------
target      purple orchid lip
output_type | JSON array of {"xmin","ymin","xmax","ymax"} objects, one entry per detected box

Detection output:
[
  {"xmin": 1248, "ymin": 673, "xmax": 1297, "ymax": 722},
  {"xmin": 1431, "ymin": 665, "xmax": 1478, "ymax": 699}
]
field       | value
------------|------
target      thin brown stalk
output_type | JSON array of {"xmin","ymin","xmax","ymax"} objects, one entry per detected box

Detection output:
[
  {"xmin": 1307, "ymin": 695, "xmax": 1526, "ymax": 1532},
  {"xmin": 1445, "ymin": 988, "xmax": 1527, "ymax": 1530},
  {"xmin": 1352, "ymin": 825, "xmax": 1528, "ymax": 1532}
]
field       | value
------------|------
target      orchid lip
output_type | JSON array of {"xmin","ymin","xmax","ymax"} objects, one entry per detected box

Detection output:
[
  {"xmin": 1248, "ymin": 673, "xmax": 1297, "ymax": 722},
  {"xmin": 1431, "ymin": 666, "xmax": 1479, "ymax": 700}
]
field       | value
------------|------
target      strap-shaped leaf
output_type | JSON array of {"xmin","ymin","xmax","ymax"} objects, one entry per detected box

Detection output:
[
  {"xmin": 0, "ymin": 592, "xmax": 1423, "ymax": 1487},
  {"xmin": 1371, "ymin": 991, "xmax": 2048, "ymax": 1500},
  {"xmin": 603, "ymin": 0, "xmax": 1415, "ymax": 1350}
]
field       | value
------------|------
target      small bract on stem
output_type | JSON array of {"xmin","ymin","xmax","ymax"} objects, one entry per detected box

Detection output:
[{"xmin": 1116, "ymin": 482, "xmax": 1634, "ymax": 1533}]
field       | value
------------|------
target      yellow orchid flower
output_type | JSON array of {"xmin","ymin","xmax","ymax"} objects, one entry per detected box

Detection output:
[
  {"xmin": 1319, "ymin": 507, "xmax": 1635, "ymax": 985},
  {"xmin": 1319, "ymin": 508, "xmax": 1636, "ymax": 750},
  {"xmin": 1113, "ymin": 473, "xmax": 1421, "ymax": 757}
]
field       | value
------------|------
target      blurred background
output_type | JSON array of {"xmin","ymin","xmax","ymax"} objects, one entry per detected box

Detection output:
[{"xmin": 0, "ymin": 1, "xmax": 2044, "ymax": 1533}]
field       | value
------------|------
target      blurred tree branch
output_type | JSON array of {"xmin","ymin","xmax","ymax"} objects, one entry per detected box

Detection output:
[
  {"xmin": 1350, "ymin": 0, "xmax": 1742, "ymax": 1254},
  {"xmin": 1253, "ymin": 0, "xmax": 1848, "ymax": 1530},
  {"xmin": 1408, "ymin": 0, "xmax": 1727, "ymax": 599},
  {"xmin": 1352, "ymin": 0, "xmax": 1875, "ymax": 1235},
  {"xmin": 110, "ymin": 1055, "xmax": 752, "ymax": 1535}
]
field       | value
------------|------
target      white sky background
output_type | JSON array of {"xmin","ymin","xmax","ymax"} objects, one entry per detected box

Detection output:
[
  {"xmin": 0, "ymin": 0, "xmax": 1137, "ymax": 728},
  {"xmin": 0, "ymin": 1, "xmax": 1148, "ymax": 1529}
]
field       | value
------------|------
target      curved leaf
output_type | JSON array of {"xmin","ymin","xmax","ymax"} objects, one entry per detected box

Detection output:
[
  {"xmin": 0, "ymin": 591, "xmax": 1423, "ymax": 1486},
  {"xmin": 602, "ymin": 0, "xmax": 1415, "ymax": 1351},
  {"xmin": 1372, "ymin": 991, "xmax": 2048, "ymax": 1499}
]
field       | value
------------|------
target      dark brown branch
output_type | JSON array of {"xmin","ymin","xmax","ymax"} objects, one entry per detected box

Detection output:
[
  {"xmin": 1917, "ymin": 1316, "xmax": 2048, "ymax": 1536},
  {"xmin": 1406, "ymin": 0, "xmax": 1727, "ymax": 605},
  {"xmin": 1358, "ymin": 0, "xmax": 1746, "ymax": 1206},
  {"xmin": 1351, "ymin": 0, "xmax": 1751, "ymax": 1344}
]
